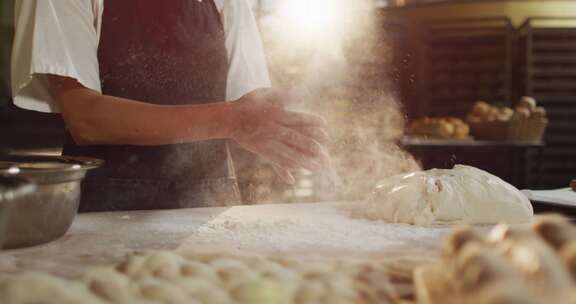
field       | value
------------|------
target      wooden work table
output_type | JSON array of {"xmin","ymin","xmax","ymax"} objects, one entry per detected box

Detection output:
[{"xmin": 0, "ymin": 202, "xmax": 451, "ymax": 280}]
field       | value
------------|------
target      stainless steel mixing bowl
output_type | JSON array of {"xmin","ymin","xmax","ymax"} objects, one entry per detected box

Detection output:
[
  {"xmin": 0, "ymin": 175, "xmax": 36, "ymax": 250},
  {"xmin": 0, "ymin": 155, "xmax": 103, "ymax": 249}
]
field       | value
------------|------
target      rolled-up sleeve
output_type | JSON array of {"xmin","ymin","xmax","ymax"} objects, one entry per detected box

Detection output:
[
  {"xmin": 218, "ymin": 0, "xmax": 271, "ymax": 101},
  {"xmin": 11, "ymin": 0, "xmax": 102, "ymax": 113}
]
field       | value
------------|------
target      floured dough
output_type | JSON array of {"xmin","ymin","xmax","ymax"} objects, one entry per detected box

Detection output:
[
  {"xmin": 0, "ymin": 252, "xmax": 406, "ymax": 304},
  {"xmin": 0, "ymin": 273, "xmax": 106, "ymax": 304},
  {"xmin": 357, "ymin": 165, "xmax": 533, "ymax": 225},
  {"xmin": 83, "ymin": 267, "xmax": 134, "ymax": 303}
]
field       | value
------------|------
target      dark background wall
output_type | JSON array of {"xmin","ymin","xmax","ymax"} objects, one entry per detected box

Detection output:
[
  {"xmin": 1, "ymin": 0, "xmax": 14, "ymax": 105},
  {"xmin": 0, "ymin": 0, "xmax": 65, "ymax": 153}
]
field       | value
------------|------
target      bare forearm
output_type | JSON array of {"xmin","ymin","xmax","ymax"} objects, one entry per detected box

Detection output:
[
  {"xmin": 49, "ymin": 76, "xmax": 333, "ymax": 184},
  {"xmin": 73, "ymin": 94, "xmax": 234, "ymax": 145},
  {"xmin": 50, "ymin": 77, "xmax": 235, "ymax": 146}
]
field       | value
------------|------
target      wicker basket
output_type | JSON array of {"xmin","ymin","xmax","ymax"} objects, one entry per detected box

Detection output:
[{"xmin": 469, "ymin": 112, "xmax": 548, "ymax": 143}]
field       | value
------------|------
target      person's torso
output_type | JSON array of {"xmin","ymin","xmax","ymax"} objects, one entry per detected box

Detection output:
[
  {"xmin": 64, "ymin": 0, "xmax": 240, "ymax": 211},
  {"xmin": 98, "ymin": 0, "xmax": 228, "ymax": 104}
]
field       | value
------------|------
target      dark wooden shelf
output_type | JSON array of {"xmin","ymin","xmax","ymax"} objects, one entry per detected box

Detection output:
[
  {"xmin": 533, "ymin": 28, "xmax": 576, "ymax": 38},
  {"xmin": 430, "ymin": 78, "xmax": 504, "ymax": 87},
  {"xmin": 530, "ymin": 95, "xmax": 576, "ymax": 102},
  {"xmin": 401, "ymin": 136, "xmax": 544, "ymax": 148},
  {"xmin": 532, "ymin": 81, "xmax": 576, "ymax": 90},
  {"xmin": 431, "ymin": 65, "xmax": 506, "ymax": 73},
  {"xmin": 531, "ymin": 69, "xmax": 576, "ymax": 77},
  {"xmin": 532, "ymin": 55, "xmax": 576, "ymax": 64},
  {"xmin": 533, "ymin": 41, "xmax": 576, "ymax": 51}
]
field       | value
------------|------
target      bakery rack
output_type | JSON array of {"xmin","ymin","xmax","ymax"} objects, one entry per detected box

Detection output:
[
  {"xmin": 419, "ymin": 17, "xmax": 514, "ymax": 117},
  {"xmin": 518, "ymin": 17, "xmax": 576, "ymax": 189}
]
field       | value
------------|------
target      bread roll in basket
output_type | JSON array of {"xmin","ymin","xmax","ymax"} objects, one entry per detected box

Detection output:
[{"xmin": 466, "ymin": 98, "xmax": 547, "ymax": 143}]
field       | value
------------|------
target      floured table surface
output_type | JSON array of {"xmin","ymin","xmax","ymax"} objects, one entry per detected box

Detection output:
[
  {"xmin": 0, "ymin": 202, "xmax": 452, "ymax": 279},
  {"xmin": 179, "ymin": 202, "xmax": 452, "ymax": 256}
]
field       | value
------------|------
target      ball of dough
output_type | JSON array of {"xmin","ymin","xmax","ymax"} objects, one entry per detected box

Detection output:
[
  {"xmin": 0, "ymin": 273, "xmax": 105, "ymax": 304},
  {"xmin": 443, "ymin": 227, "xmax": 487, "ymax": 258},
  {"xmin": 295, "ymin": 280, "xmax": 326, "ymax": 303},
  {"xmin": 473, "ymin": 282, "xmax": 541, "ymax": 304},
  {"xmin": 258, "ymin": 261, "xmax": 300, "ymax": 283},
  {"xmin": 454, "ymin": 244, "xmax": 523, "ymax": 292},
  {"xmin": 176, "ymin": 277, "xmax": 214, "ymax": 293},
  {"xmin": 218, "ymin": 267, "xmax": 260, "ymax": 289},
  {"xmin": 142, "ymin": 252, "xmax": 187, "ymax": 281},
  {"xmin": 533, "ymin": 215, "xmax": 576, "ymax": 250},
  {"xmin": 137, "ymin": 280, "xmax": 189, "ymax": 303},
  {"xmin": 117, "ymin": 255, "xmax": 147, "ymax": 280},
  {"xmin": 322, "ymin": 273, "xmax": 358, "ymax": 300},
  {"xmin": 83, "ymin": 267, "xmax": 134, "ymax": 303},
  {"xmin": 209, "ymin": 257, "xmax": 265, "ymax": 289},
  {"xmin": 180, "ymin": 261, "xmax": 219, "ymax": 283},
  {"xmin": 230, "ymin": 279, "xmax": 291, "ymax": 304},
  {"xmin": 560, "ymin": 242, "xmax": 576, "ymax": 278},
  {"xmin": 190, "ymin": 286, "xmax": 234, "ymax": 304},
  {"xmin": 359, "ymin": 165, "xmax": 533, "ymax": 225}
]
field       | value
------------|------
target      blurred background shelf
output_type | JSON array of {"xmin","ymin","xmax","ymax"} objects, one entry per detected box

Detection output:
[
  {"xmin": 401, "ymin": 136, "xmax": 544, "ymax": 189},
  {"xmin": 419, "ymin": 18, "xmax": 514, "ymax": 117},
  {"xmin": 518, "ymin": 17, "xmax": 576, "ymax": 189}
]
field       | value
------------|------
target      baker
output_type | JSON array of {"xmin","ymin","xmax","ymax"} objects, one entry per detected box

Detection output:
[{"xmin": 10, "ymin": 0, "xmax": 330, "ymax": 211}]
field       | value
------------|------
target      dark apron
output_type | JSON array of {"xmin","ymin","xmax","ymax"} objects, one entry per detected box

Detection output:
[{"xmin": 63, "ymin": 0, "xmax": 241, "ymax": 212}]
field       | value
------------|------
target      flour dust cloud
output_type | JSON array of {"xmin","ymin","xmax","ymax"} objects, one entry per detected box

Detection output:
[{"xmin": 256, "ymin": 0, "xmax": 421, "ymax": 202}]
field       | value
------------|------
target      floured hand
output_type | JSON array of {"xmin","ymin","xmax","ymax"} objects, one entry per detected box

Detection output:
[{"xmin": 230, "ymin": 88, "xmax": 332, "ymax": 184}]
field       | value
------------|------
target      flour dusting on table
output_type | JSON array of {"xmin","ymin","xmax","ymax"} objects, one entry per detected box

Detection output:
[{"xmin": 182, "ymin": 202, "xmax": 452, "ymax": 256}]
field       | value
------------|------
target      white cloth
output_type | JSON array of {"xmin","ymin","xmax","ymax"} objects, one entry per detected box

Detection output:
[
  {"xmin": 522, "ymin": 188, "xmax": 576, "ymax": 206},
  {"xmin": 11, "ymin": 0, "xmax": 271, "ymax": 113}
]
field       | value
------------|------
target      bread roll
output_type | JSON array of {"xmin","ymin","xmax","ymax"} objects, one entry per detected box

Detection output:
[
  {"xmin": 180, "ymin": 261, "xmax": 220, "ymax": 283},
  {"xmin": 488, "ymin": 224, "xmax": 533, "ymax": 242},
  {"xmin": 453, "ymin": 123, "xmax": 470, "ymax": 139},
  {"xmin": 519, "ymin": 97, "xmax": 537, "ymax": 110},
  {"xmin": 472, "ymin": 101, "xmax": 491, "ymax": 117},
  {"xmin": 532, "ymin": 107, "xmax": 546, "ymax": 119},
  {"xmin": 0, "ymin": 273, "xmax": 106, "ymax": 304},
  {"xmin": 83, "ymin": 267, "xmax": 133, "ymax": 303},
  {"xmin": 472, "ymin": 282, "xmax": 540, "ymax": 304},
  {"xmin": 502, "ymin": 237, "xmax": 574, "ymax": 290},
  {"xmin": 454, "ymin": 244, "xmax": 523, "ymax": 292},
  {"xmin": 533, "ymin": 215, "xmax": 576, "ymax": 250},
  {"xmin": 514, "ymin": 108, "xmax": 531, "ymax": 119},
  {"xmin": 443, "ymin": 227, "xmax": 487, "ymax": 259},
  {"xmin": 466, "ymin": 114, "xmax": 482, "ymax": 124},
  {"xmin": 560, "ymin": 242, "xmax": 576, "ymax": 278}
]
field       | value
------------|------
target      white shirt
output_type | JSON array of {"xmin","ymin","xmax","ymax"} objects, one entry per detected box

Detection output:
[{"xmin": 11, "ymin": 0, "xmax": 271, "ymax": 113}]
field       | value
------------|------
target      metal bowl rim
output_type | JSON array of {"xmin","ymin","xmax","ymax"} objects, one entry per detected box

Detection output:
[{"xmin": 0, "ymin": 155, "xmax": 103, "ymax": 174}]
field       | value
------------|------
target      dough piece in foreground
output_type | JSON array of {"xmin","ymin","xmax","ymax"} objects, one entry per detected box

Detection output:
[
  {"xmin": 358, "ymin": 165, "xmax": 533, "ymax": 225},
  {"xmin": 0, "ymin": 251, "xmax": 407, "ymax": 304},
  {"xmin": 83, "ymin": 267, "xmax": 134, "ymax": 303},
  {"xmin": 0, "ymin": 272, "xmax": 105, "ymax": 304}
]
